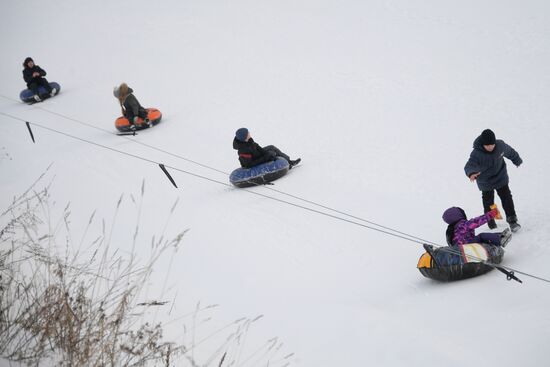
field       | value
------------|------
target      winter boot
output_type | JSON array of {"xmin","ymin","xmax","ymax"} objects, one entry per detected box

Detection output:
[
  {"xmin": 289, "ymin": 158, "xmax": 301, "ymax": 169},
  {"xmin": 509, "ymin": 222, "xmax": 521, "ymax": 232},
  {"xmin": 500, "ymin": 228, "xmax": 512, "ymax": 247},
  {"xmin": 488, "ymin": 219, "xmax": 497, "ymax": 229},
  {"xmin": 507, "ymin": 215, "xmax": 521, "ymax": 233}
]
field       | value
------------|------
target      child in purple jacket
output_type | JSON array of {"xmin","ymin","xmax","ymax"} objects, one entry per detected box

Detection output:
[{"xmin": 442, "ymin": 207, "xmax": 511, "ymax": 247}]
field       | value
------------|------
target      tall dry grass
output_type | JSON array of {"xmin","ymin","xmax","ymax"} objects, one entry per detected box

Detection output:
[{"xmin": 0, "ymin": 172, "xmax": 294, "ymax": 366}]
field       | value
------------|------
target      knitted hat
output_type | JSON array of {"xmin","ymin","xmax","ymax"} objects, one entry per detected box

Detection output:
[
  {"xmin": 442, "ymin": 207, "xmax": 466, "ymax": 225},
  {"xmin": 235, "ymin": 128, "xmax": 249, "ymax": 142},
  {"xmin": 480, "ymin": 129, "xmax": 496, "ymax": 145}
]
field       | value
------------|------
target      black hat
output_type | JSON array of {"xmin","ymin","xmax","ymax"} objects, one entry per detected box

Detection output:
[{"xmin": 480, "ymin": 129, "xmax": 496, "ymax": 145}]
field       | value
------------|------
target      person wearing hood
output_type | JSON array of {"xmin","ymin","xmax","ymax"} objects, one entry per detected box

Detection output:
[
  {"xmin": 232, "ymin": 128, "xmax": 301, "ymax": 169},
  {"xmin": 464, "ymin": 129, "xmax": 522, "ymax": 231},
  {"xmin": 22, "ymin": 57, "xmax": 56, "ymax": 102},
  {"xmin": 113, "ymin": 83, "xmax": 149, "ymax": 130},
  {"xmin": 442, "ymin": 206, "xmax": 511, "ymax": 247}
]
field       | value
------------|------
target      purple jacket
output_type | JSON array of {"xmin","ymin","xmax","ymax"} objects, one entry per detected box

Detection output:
[
  {"xmin": 452, "ymin": 214, "xmax": 493, "ymax": 245},
  {"xmin": 443, "ymin": 206, "xmax": 493, "ymax": 246}
]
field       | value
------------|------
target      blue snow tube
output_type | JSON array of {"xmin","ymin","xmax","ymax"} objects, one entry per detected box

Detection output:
[
  {"xmin": 230, "ymin": 157, "xmax": 290, "ymax": 188},
  {"xmin": 20, "ymin": 82, "xmax": 61, "ymax": 103}
]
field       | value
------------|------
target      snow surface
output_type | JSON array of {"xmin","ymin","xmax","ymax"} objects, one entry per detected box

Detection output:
[{"xmin": 2, "ymin": 0, "xmax": 550, "ymax": 366}]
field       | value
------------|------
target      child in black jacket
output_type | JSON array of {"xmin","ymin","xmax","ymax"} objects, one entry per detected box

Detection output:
[
  {"xmin": 22, "ymin": 57, "xmax": 56, "ymax": 102},
  {"xmin": 233, "ymin": 128, "xmax": 300, "ymax": 169}
]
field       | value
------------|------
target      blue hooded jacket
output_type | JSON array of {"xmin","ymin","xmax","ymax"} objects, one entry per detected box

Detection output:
[{"xmin": 464, "ymin": 135, "xmax": 522, "ymax": 191}]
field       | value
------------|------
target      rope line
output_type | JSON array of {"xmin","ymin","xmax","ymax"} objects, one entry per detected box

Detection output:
[
  {"xmin": 1, "ymin": 109, "xmax": 549, "ymax": 284},
  {"xmin": 0, "ymin": 94, "xmax": 229, "ymax": 175},
  {"xmin": 0, "ymin": 93, "xmax": 438, "ymax": 246},
  {"xmin": 0, "ymin": 109, "xmax": 441, "ymax": 245},
  {"xmin": 263, "ymin": 185, "xmax": 441, "ymax": 247}
]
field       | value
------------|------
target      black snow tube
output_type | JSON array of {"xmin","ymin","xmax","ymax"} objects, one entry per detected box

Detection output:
[{"xmin": 417, "ymin": 243, "xmax": 504, "ymax": 282}]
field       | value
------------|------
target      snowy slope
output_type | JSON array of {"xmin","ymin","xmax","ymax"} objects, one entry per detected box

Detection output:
[{"xmin": 2, "ymin": 0, "xmax": 550, "ymax": 366}]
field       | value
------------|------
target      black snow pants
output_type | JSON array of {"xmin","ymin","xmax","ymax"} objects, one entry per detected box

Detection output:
[
  {"xmin": 263, "ymin": 145, "xmax": 290, "ymax": 163},
  {"xmin": 28, "ymin": 78, "xmax": 52, "ymax": 95},
  {"xmin": 482, "ymin": 184, "xmax": 517, "ymax": 222}
]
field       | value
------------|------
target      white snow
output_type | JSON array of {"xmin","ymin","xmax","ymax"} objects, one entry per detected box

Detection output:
[{"xmin": 2, "ymin": 0, "xmax": 550, "ymax": 366}]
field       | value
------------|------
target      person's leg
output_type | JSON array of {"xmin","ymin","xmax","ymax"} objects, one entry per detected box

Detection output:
[
  {"xmin": 263, "ymin": 145, "xmax": 301, "ymax": 168},
  {"xmin": 28, "ymin": 82, "xmax": 40, "ymax": 95},
  {"xmin": 263, "ymin": 145, "xmax": 290, "ymax": 162},
  {"xmin": 137, "ymin": 108, "xmax": 152, "ymax": 126},
  {"xmin": 482, "ymin": 190, "xmax": 497, "ymax": 229},
  {"xmin": 37, "ymin": 78, "xmax": 52, "ymax": 93},
  {"xmin": 124, "ymin": 111, "xmax": 136, "ymax": 128},
  {"xmin": 138, "ymin": 108, "xmax": 148, "ymax": 120},
  {"xmin": 482, "ymin": 190, "xmax": 495, "ymax": 212},
  {"xmin": 478, "ymin": 232, "xmax": 502, "ymax": 246},
  {"xmin": 27, "ymin": 82, "xmax": 42, "ymax": 101},
  {"xmin": 496, "ymin": 184, "xmax": 517, "ymax": 222}
]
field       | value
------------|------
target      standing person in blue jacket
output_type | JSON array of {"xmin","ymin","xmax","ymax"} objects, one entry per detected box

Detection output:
[
  {"xmin": 464, "ymin": 129, "xmax": 523, "ymax": 232},
  {"xmin": 233, "ymin": 128, "xmax": 301, "ymax": 169},
  {"xmin": 22, "ymin": 57, "xmax": 56, "ymax": 102}
]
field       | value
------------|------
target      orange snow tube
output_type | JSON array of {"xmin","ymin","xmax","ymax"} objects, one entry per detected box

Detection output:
[{"xmin": 115, "ymin": 108, "xmax": 162, "ymax": 132}]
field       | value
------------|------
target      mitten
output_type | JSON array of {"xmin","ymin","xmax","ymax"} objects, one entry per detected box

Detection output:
[{"xmin": 489, "ymin": 204, "xmax": 502, "ymax": 220}]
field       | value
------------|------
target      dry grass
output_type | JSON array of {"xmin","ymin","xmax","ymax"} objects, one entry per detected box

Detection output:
[
  {"xmin": 0, "ymin": 172, "xmax": 294, "ymax": 367},
  {"xmin": 0, "ymin": 172, "xmax": 184, "ymax": 366}
]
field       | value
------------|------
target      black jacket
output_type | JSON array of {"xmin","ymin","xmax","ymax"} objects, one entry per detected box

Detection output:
[
  {"xmin": 23, "ymin": 65, "xmax": 47, "ymax": 86},
  {"xmin": 122, "ymin": 88, "xmax": 147, "ymax": 119},
  {"xmin": 233, "ymin": 138, "xmax": 274, "ymax": 168},
  {"xmin": 464, "ymin": 136, "xmax": 522, "ymax": 191}
]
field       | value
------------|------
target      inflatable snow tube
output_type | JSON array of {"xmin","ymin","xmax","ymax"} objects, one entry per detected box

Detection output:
[
  {"xmin": 115, "ymin": 108, "xmax": 162, "ymax": 132},
  {"xmin": 417, "ymin": 243, "xmax": 504, "ymax": 282},
  {"xmin": 20, "ymin": 82, "xmax": 61, "ymax": 103},
  {"xmin": 230, "ymin": 157, "xmax": 289, "ymax": 188}
]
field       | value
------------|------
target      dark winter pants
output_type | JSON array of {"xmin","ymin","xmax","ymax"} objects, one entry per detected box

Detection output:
[
  {"xmin": 125, "ymin": 109, "xmax": 148, "ymax": 125},
  {"xmin": 482, "ymin": 184, "xmax": 517, "ymax": 222},
  {"xmin": 474, "ymin": 232, "xmax": 502, "ymax": 246},
  {"xmin": 28, "ymin": 78, "xmax": 52, "ymax": 95},
  {"xmin": 263, "ymin": 145, "xmax": 290, "ymax": 163}
]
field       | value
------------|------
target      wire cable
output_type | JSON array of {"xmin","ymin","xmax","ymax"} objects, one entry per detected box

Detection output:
[
  {"xmin": 0, "ymin": 94, "xmax": 229, "ymax": 175},
  {"xmin": 2, "ymin": 111, "xmax": 549, "ymax": 284},
  {"xmin": 0, "ymin": 93, "xmax": 439, "ymax": 246}
]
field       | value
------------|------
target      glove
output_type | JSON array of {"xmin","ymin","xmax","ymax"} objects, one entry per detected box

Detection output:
[
  {"xmin": 469, "ymin": 172, "xmax": 480, "ymax": 182},
  {"xmin": 489, "ymin": 204, "xmax": 502, "ymax": 220}
]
